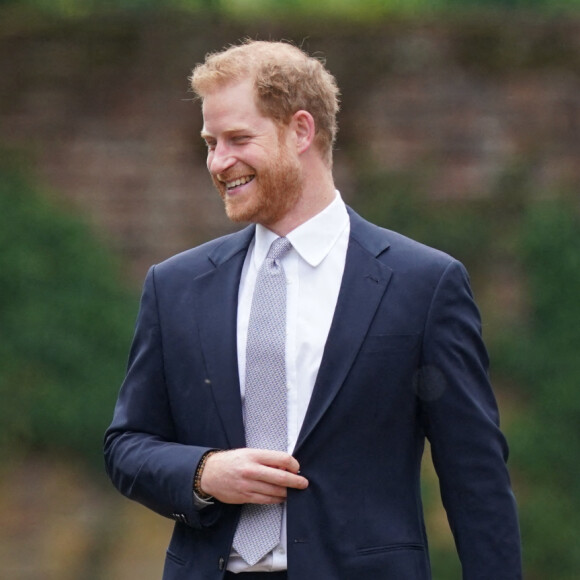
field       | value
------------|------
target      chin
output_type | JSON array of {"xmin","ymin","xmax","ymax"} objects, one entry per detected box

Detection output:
[{"xmin": 224, "ymin": 199, "xmax": 259, "ymax": 224}]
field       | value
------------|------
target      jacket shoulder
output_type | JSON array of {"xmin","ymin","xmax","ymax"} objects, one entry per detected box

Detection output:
[
  {"xmin": 348, "ymin": 207, "xmax": 456, "ymax": 271},
  {"xmin": 151, "ymin": 225, "xmax": 255, "ymax": 280}
]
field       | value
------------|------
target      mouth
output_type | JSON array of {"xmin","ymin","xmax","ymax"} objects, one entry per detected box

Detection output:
[{"xmin": 219, "ymin": 174, "xmax": 255, "ymax": 192}]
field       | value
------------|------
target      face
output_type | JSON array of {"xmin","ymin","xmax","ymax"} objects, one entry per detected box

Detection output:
[{"xmin": 201, "ymin": 79, "xmax": 304, "ymax": 227}]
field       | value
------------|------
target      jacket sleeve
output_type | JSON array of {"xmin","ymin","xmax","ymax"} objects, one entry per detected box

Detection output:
[
  {"xmin": 103, "ymin": 266, "xmax": 221, "ymax": 529},
  {"xmin": 419, "ymin": 259, "xmax": 522, "ymax": 579}
]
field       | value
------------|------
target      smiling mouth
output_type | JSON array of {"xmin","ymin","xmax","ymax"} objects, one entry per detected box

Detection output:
[{"xmin": 221, "ymin": 175, "xmax": 255, "ymax": 191}]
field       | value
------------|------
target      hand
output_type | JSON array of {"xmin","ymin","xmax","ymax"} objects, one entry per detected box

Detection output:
[{"xmin": 200, "ymin": 448, "xmax": 309, "ymax": 505}]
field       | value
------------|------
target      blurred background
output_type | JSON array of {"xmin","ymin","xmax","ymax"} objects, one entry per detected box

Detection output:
[{"xmin": 1, "ymin": 0, "xmax": 579, "ymax": 578}]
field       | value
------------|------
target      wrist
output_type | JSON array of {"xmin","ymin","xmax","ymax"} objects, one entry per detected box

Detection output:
[{"xmin": 193, "ymin": 450, "xmax": 220, "ymax": 500}]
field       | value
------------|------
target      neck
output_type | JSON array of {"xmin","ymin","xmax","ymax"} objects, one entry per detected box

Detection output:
[{"xmin": 267, "ymin": 169, "xmax": 336, "ymax": 237}]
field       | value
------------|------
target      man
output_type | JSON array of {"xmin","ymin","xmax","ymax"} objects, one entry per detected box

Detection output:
[{"xmin": 104, "ymin": 40, "xmax": 521, "ymax": 579}]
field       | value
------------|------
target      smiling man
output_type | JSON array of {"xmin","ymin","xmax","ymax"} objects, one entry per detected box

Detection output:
[
  {"xmin": 201, "ymin": 78, "xmax": 310, "ymax": 229},
  {"xmin": 104, "ymin": 40, "xmax": 522, "ymax": 580}
]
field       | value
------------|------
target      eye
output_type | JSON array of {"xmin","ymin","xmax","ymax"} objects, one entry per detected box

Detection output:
[{"xmin": 204, "ymin": 139, "xmax": 216, "ymax": 151}]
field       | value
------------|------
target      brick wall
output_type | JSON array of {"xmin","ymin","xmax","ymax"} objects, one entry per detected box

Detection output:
[{"xmin": 1, "ymin": 13, "xmax": 579, "ymax": 281}]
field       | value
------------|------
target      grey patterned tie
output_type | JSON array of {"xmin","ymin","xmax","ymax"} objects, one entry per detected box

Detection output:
[{"xmin": 232, "ymin": 237, "xmax": 292, "ymax": 566}]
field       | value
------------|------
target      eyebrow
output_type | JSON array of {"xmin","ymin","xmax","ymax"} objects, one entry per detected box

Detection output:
[{"xmin": 200, "ymin": 126, "xmax": 253, "ymax": 140}]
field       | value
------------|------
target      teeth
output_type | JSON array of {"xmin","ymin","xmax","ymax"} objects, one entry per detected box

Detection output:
[{"xmin": 226, "ymin": 175, "xmax": 254, "ymax": 189}]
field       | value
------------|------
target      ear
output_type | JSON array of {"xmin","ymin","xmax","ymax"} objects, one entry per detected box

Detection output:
[{"xmin": 291, "ymin": 110, "xmax": 315, "ymax": 155}]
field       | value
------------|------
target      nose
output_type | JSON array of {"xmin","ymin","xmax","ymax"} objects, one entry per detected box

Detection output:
[{"xmin": 208, "ymin": 141, "xmax": 235, "ymax": 176}]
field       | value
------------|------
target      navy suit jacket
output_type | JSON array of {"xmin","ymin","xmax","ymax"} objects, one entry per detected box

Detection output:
[{"xmin": 104, "ymin": 207, "xmax": 521, "ymax": 579}]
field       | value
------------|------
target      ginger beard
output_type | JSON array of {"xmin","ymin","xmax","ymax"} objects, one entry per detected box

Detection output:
[{"xmin": 212, "ymin": 133, "xmax": 304, "ymax": 227}]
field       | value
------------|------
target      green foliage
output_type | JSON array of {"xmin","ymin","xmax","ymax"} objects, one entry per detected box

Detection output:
[
  {"xmin": 1, "ymin": 0, "xmax": 580, "ymax": 22},
  {"xmin": 0, "ymin": 155, "xmax": 137, "ymax": 468},
  {"xmin": 493, "ymin": 197, "xmax": 580, "ymax": 579},
  {"xmin": 354, "ymin": 170, "xmax": 493, "ymax": 270}
]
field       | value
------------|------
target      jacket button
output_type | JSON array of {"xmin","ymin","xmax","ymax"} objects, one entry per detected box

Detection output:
[
  {"xmin": 171, "ymin": 512, "xmax": 188, "ymax": 524},
  {"xmin": 218, "ymin": 557, "xmax": 225, "ymax": 570}
]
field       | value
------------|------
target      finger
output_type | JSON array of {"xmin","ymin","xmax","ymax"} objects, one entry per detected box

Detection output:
[
  {"xmin": 256, "ymin": 464, "xmax": 309, "ymax": 490},
  {"xmin": 243, "ymin": 472, "xmax": 308, "ymax": 504},
  {"xmin": 286, "ymin": 472, "xmax": 309, "ymax": 490},
  {"xmin": 244, "ymin": 492, "xmax": 286, "ymax": 505},
  {"xmin": 245, "ymin": 480, "xmax": 289, "ymax": 500},
  {"xmin": 250, "ymin": 449, "xmax": 302, "ymax": 474}
]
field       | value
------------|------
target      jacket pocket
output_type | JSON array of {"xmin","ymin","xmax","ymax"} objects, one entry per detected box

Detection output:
[
  {"xmin": 165, "ymin": 549, "xmax": 186, "ymax": 566},
  {"xmin": 356, "ymin": 543, "xmax": 425, "ymax": 556},
  {"xmin": 347, "ymin": 543, "xmax": 429, "ymax": 579}
]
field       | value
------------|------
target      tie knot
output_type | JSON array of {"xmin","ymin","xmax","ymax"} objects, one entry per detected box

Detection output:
[{"xmin": 267, "ymin": 237, "xmax": 292, "ymax": 262}]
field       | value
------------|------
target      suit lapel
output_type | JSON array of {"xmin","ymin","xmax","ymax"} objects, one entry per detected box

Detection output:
[
  {"xmin": 193, "ymin": 210, "xmax": 392, "ymax": 452},
  {"xmin": 193, "ymin": 226, "xmax": 255, "ymax": 449},
  {"xmin": 294, "ymin": 210, "xmax": 393, "ymax": 453}
]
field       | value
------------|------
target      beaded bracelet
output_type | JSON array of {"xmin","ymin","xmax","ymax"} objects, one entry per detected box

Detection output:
[{"xmin": 193, "ymin": 450, "xmax": 219, "ymax": 500}]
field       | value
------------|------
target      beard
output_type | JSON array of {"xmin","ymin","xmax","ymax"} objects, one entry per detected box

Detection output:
[{"xmin": 212, "ymin": 140, "xmax": 304, "ymax": 227}]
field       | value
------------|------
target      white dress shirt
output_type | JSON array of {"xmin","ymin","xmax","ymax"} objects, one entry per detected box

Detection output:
[{"xmin": 228, "ymin": 192, "xmax": 350, "ymax": 573}]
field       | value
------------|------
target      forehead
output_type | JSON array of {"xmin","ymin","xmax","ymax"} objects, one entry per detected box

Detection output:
[{"xmin": 201, "ymin": 79, "xmax": 266, "ymax": 134}]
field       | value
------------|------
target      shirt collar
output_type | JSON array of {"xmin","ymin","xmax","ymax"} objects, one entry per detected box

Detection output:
[{"xmin": 253, "ymin": 191, "xmax": 349, "ymax": 268}]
